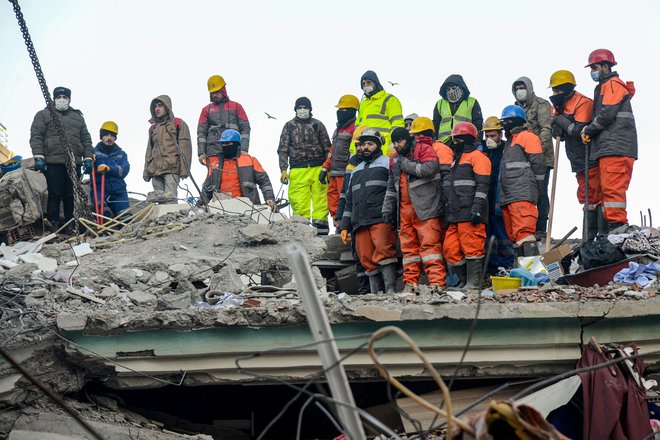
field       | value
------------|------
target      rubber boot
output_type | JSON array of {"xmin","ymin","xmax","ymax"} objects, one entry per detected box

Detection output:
[
  {"xmin": 596, "ymin": 207, "xmax": 608, "ymax": 235},
  {"xmin": 368, "ymin": 273, "xmax": 385, "ymax": 294},
  {"xmin": 608, "ymin": 221, "xmax": 626, "ymax": 233},
  {"xmin": 513, "ymin": 246, "xmax": 525, "ymax": 267},
  {"xmin": 381, "ymin": 263, "xmax": 398, "ymax": 294},
  {"xmin": 357, "ymin": 275, "xmax": 371, "ymax": 294},
  {"xmin": 585, "ymin": 210, "xmax": 600, "ymax": 240},
  {"xmin": 523, "ymin": 241, "xmax": 540, "ymax": 257},
  {"xmin": 465, "ymin": 258, "xmax": 483, "ymax": 290},
  {"xmin": 453, "ymin": 264, "xmax": 467, "ymax": 289}
]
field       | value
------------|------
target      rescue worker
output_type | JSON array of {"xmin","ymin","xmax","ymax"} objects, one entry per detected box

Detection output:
[
  {"xmin": 433, "ymin": 74, "xmax": 483, "ymax": 145},
  {"xmin": 499, "ymin": 105, "xmax": 546, "ymax": 257},
  {"xmin": 29, "ymin": 86, "xmax": 94, "ymax": 229},
  {"xmin": 205, "ymin": 129, "xmax": 277, "ymax": 211},
  {"xmin": 404, "ymin": 113, "xmax": 419, "ymax": 132},
  {"xmin": 341, "ymin": 128, "xmax": 397, "ymax": 294},
  {"xmin": 354, "ymin": 70, "xmax": 405, "ymax": 155},
  {"xmin": 278, "ymin": 97, "xmax": 332, "ymax": 234},
  {"xmin": 319, "ymin": 95, "xmax": 358, "ymax": 228},
  {"xmin": 582, "ymin": 49, "xmax": 637, "ymax": 231},
  {"xmin": 143, "ymin": 95, "xmax": 193, "ymax": 201},
  {"xmin": 383, "ymin": 122, "xmax": 445, "ymax": 292},
  {"xmin": 92, "ymin": 121, "xmax": 130, "ymax": 217},
  {"xmin": 482, "ymin": 116, "xmax": 515, "ymax": 273},
  {"xmin": 548, "ymin": 70, "xmax": 603, "ymax": 239},
  {"xmin": 511, "ymin": 76, "xmax": 553, "ymax": 241},
  {"xmin": 442, "ymin": 122, "xmax": 491, "ymax": 289}
]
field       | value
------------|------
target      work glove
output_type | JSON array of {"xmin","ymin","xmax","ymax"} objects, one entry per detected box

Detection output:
[
  {"xmin": 280, "ymin": 170, "xmax": 289, "ymax": 185},
  {"xmin": 470, "ymin": 211, "xmax": 481, "ymax": 225},
  {"xmin": 198, "ymin": 154, "xmax": 207, "ymax": 166},
  {"xmin": 382, "ymin": 212, "xmax": 395, "ymax": 226},
  {"xmin": 34, "ymin": 155, "xmax": 47, "ymax": 172},
  {"xmin": 83, "ymin": 158, "xmax": 93, "ymax": 175},
  {"xmin": 318, "ymin": 168, "xmax": 329, "ymax": 184},
  {"xmin": 96, "ymin": 164, "xmax": 110, "ymax": 174},
  {"xmin": 266, "ymin": 199, "xmax": 278, "ymax": 213},
  {"xmin": 340, "ymin": 229, "xmax": 351, "ymax": 245},
  {"xmin": 581, "ymin": 127, "xmax": 591, "ymax": 144}
]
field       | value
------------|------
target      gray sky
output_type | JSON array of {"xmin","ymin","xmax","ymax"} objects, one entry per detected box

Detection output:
[{"xmin": 1, "ymin": 0, "xmax": 658, "ymax": 236}]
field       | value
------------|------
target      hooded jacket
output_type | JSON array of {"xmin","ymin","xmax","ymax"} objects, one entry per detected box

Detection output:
[
  {"xmin": 433, "ymin": 74, "xmax": 483, "ymax": 143},
  {"xmin": 92, "ymin": 142, "xmax": 130, "ymax": 194},
  {"xmin": 143, "ymin": 95, "xmax": 193, "ymax": 180},
  {"xmin": 277, "ymin": 116, "xmax": 331, "ymax": 170},
  {"xmin": 355, "ymin": 70, "xmax": 404, "ymax": 155},
  {"xmin": 30, "ymin": 106, "xmax": 93, "ymax": 165},
  {"xmin": 552, "ymin": 90, "xmax": 597, "ymax": 173},
  {"xmin": 197, "ymin": 87, "xmax": 251, "ymax": 156},
  {"xmin": 512, "ymin": 76, "xmax": 554, "ymax": 168}
]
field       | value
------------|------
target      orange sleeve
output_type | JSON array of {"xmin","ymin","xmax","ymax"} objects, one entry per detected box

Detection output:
[
  {"xmin": 470, "ymin": 151, "xmax": 491, "ymax": 176},
  {"xmin": 250, "ymin": 156, "xmax": 266, "ymax": 173},
  {"xmin": 322, "ymin": 145, "xmax": 334, "ymax": 169},
  {"xmin": 433, "ymin": 141, "xmax": 454, "ymax": 165},
  {"xmin": 602, "ymin": 79, "xmax": 629, "ymax": 106},
  {"xmin": 521, "ymin": 132, "xmax": 543, "ymax": 154},
  {"xmin": 573, "ymin": 96, "xmax": 593, "ymax": 123}
]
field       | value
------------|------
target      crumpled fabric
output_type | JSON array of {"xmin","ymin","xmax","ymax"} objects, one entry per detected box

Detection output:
[
  {"xmin": 621, "ymin": 231, "xmax": 660, "ymax": 257},
  {"xmin": 614, "ymin": 261, "xmax": 660, "ymax": 287},
  {"xmin": 510, "ymin": 268, "xmax": 538, "ymax": 286}
]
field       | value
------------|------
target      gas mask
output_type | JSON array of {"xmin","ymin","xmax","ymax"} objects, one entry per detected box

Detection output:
[
  {"xmin": 446, "ymin": 86, "xmax": 463, "ymax": 103},
  {"xmin": 296, "ymin": 108, "xmax": 311, "ymax": 120},
  {"xmin": 55, "ymin": 98, "xmax": 70, "ymax": 111}
]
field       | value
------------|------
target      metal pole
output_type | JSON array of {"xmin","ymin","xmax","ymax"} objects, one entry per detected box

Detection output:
[
  {"xmin": 285, "ymin": 244, "xmax": 366, "ymax": 440},
  {"xmin": 545, "ymin": 136, "xmax": 561, "ymax": 249}
]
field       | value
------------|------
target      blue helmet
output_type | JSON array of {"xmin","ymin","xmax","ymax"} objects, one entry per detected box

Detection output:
[
  {"xmin": 219, "ymin": 129, "xmax": 242, "ymax": 145},
  {"xmin": 500, "ymin": 105, "xmax": 527, "ymax": 122}
]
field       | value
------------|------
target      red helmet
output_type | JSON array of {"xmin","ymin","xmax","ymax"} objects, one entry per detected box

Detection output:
[
  {"xmin": 451, "ymin": 122, "xmax": 478, "ymax": 139},
  {"xmin": 585, "ymin": 49, "xmax": 617, "ymax": 67}
]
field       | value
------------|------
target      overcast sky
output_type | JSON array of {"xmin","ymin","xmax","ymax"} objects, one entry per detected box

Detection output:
[{"xmin": 1, "ymin": 0, "xmax": 658, "ymax": 237}]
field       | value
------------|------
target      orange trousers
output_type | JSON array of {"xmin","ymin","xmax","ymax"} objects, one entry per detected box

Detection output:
[
  {"xmin": 443, "ymin": 222, "xmax": 486, "ymax": 266},
  {"xmin": 354, "ymin": 223, "xmax": 397, "ymax": 274},
  {"xmin": 399, "ymin": 204, "xmax": 446, "ymax": 286},
  {"xmin": 599, "ymin": 156, "xmax": 634, "ymax": 224},
  {"xmin": 502, "ymin": 201, "xmax": 538, "ymax": 247},
  {"xmin": 327, "ymin": 175, "xmax": 344, "ymax": 220},
  {"xmin": 575, "ymin": 166, "xmax": 602, "ymax": 211}
]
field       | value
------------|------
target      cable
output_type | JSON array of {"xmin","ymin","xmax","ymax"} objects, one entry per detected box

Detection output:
[{"xmin": 295, "ymin": 394, "xmax": 316, "ymax": 440}]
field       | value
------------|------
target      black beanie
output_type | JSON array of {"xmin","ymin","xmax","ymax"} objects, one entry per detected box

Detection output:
[
  {"xmin": 100, "ymin": 129, "xmax": 117, "ymax": 140},
  {"xmin": 53, "ymin": 86, "xmax": 71, "ymax": 99},
  {"xmin": 391, "ymin": 127, "xmax": 411, "ymax": 143},
  {"xmin": 294, "ymin": 96, "xmax": 312, "ymax": 110}
]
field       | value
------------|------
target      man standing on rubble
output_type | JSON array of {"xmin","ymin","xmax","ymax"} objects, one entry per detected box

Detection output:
[
  {"xmin": 278, "ymin": 97, "xmax": 332, "ymax": 235},
  {"xmin": 92, "ymin": 121, "xmax": 130, "ymax": 217},
  {"xmin": 433, "ymin": 74, "xmax": 483, "ymax": 146},
  {"xmin": 383, "ymin": 122, "xmax": 446, "ymax": 292},
  {"xmin": 341, "ymin": 128, "xmax": 397, "ymax": 294},
  {"xmin": 355, "ymin": 70, "xmax": 405, "ymax": 156},
  {"xmin": 29, "ymin": 86, "xmax": 94, "ymax": 230},
  {"xmin": 511, "ymin": 76, "xmax": 553, "ymax": 241},
  {"xmin": 143, "ymin": 95, "xmax": 193, "ymax": 201},
  {"xmin": 319, "ymin": 95, "xmax": 358, "ymax": 229},
  {"xmin": 204, "ymin": 129, "xmax": 277, "ymax": 211},
  {"xmin": 499, "ymin": 105, "xmax": 546, "ymax": 257},
  {"xmin": 548, "ymin": 70, "xmax": 603, "ymax": 239},
  {"xmin": 582, "ymin": 49, "xmax": 638, "ymax": 231}
]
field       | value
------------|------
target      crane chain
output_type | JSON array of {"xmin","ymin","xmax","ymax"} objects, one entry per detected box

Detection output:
[{"xmin": 10, "ymin": 0, "xmax": 93, "ymax": 234}]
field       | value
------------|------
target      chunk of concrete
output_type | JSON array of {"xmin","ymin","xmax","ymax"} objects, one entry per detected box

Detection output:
[
  {"xmin": 238, "ymin": 224, "xmax": 278, "ymax": 244},
  {"xmin": 56, "ymin": 313, "xmax": 88, "ymax": 331},
  {"xmin": 174, "ymin": 279, "xmax": 197, "ymax": 295},
  {"xmin": 127, "ymin": 290, "xmax": 157, "ymax": 306},
  {"xmin": 5, "ymin": 263, "xmax": 38, "ymax": 278},
  {"xmin": 109, "ymin": 268, "xmax": 138, "ymax": 287},
  {"xmin": 209, "ymin": 263, "xmax": 245, "ymax": 294},
  {"xmin": 157, "ymin": 291, "xmax": 192, "ymax": 310}
]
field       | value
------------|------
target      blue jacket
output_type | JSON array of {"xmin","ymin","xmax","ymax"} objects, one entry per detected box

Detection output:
[{"xmin": 93, "ymin": 142, "xmax": 130, "ymax": 193}]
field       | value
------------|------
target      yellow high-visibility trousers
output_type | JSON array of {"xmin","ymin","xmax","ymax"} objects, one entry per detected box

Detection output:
[{"xmin": 288, "ymin": 166, "xmax": 329, "ymax": 234}]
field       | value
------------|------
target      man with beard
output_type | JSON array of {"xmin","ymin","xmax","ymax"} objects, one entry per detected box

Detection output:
[{"xmin": 91, "ymin": 121, "xmax": 130, "ymax": 217}]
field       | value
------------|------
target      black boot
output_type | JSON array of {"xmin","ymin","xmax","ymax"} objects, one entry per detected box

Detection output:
[
  {"xmin": 381, "ymin": 263, "xmax": 398, "ymax": 294},
  {"xmin": 357, "ymin": 275, "xmax": 371, "ymax": 294},
  {"xmin": 368, "ymin": 273, "xmax": 385, "ymax": 294},
  {"xmin": 523, "ymin": 241, "xmax": 540, "ymax": 257},
  {"xmin": 453, "ymin": 264, "xmax": 467, "ymax": 288},
  {"xmin": 465, "ymin": 258, "xmax": 483, "ymax": 290},
  {"xmin": 607, "ymin": 221, "xmax": 626, "ymax": 233},
  {"xmin": 586, "ymin": 210, "xmax": 600, "ymax": 240}
]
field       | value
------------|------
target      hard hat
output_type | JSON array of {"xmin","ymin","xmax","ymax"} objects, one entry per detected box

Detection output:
[
  {"xmin": 219, "ymin": 128, "xmax": 242, "ymax": 145},
  {"xmin": 483, "ymin": 116, "xmax": 503, "ymax": 131},
  {"xmin": 207, "ymin": 75, "xmax": 226, "ymax": 93},
  {"xmin": 585, "ymin": 49, "xmax": 617, "ymax": 67},
  {"xmin": 404, "ymin": 113, "xmax": 419, "ymax": 122},
  {"xmin": 357, "ymin": 127, "xmax": 385, "ymax": 147},
  {"xmin": 0, "ymin": 155, "xmax": 22, "ymax": 173},
  {"xmin": 500, "ymin": 105, "xmax": 527, "ymax": 122},
  {"xmin": 409, "ymin": 117, "xmax": 434, "ymax": 134},
  {"xmin": 548, "ymin": 70, "xmax": 577, "ymax": 88},
  {"xmin": 451, "ymin": 122, "xmax": 478, "ymax": 139},
  {"xmin": 100, "ymin": 121, "xmax": 118, "ymax": 134},
  {"xmin": 335, "ymin": 94, "xmax": 359, "ymax": 110}
]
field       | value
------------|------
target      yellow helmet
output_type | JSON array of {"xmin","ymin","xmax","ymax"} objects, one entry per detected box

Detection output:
[
  {"xmin": 207, "ymin": 75, "xmax": 226, "ymax": 93},
  {"xmin": 483, "ymin": 116, "xmax": 503, "ymax": 131},
  {"xmin": 100, "ymin": 121, "xmax": 118, "ymax": 134},
  {"xmin": 335, "ymin": 94, "xmax": 359, "ymax": 110},
  {"xmin": 409, "ymin": 116, "xmax": 434, "ymax": 134},
  {"xmin": 548, "ymin": 70, "xmax": 576, "ymax": 88}
]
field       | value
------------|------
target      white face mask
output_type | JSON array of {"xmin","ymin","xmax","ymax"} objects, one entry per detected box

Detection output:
[
  {"xmin": 55, "ymin": 97, "xmax": 70, "ymax": 111},
  {"xmin": 296, "ymin": 108, "xmax": 310, "ymax": 119},
  {"xmin": 486, "ymin": 138, "xmax": 498, "ymax": 149},
  {"xmin": 515, "ymin": 89, "xmax": 528, "ymax": 102},
  {"xmin": 362, "ymin": 85, "xmax": 374, "ymax": 95}
]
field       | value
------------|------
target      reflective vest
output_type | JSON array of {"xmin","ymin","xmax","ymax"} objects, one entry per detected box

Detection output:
[
  {"xmin": 436, "ymin": 97, "xmax": 476, "ymax": 143},
  {"xmin": 354, "ymin": 90, "xmax": 404, "ymax": 156}
]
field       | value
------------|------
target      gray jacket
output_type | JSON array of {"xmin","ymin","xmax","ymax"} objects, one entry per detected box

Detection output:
[
  {"xmin": 499, "ymin": 128, "xmax": 546, "ymax": 206},
  {"xmin": 30, "ymin": 106, "xmax": 93, "ymax": 165},
  {"xmin": 512, "ymin": 76, "xmax": 554, "ymax": 168}
]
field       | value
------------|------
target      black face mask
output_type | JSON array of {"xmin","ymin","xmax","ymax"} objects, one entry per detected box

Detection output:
[
  {"xmin": 502, "ymin": 121, "xmax": 522, "ymax": 132},
  {"xmin": 550, "ymin": 84, "xmax": 575, "ymax": 109},
  {"xmin": 222, "ymin": 144, "xmax": 239, "ymax": 158},
  {"xmin": 337, "ymin": 109, "xmax": 356, "ymax": 126}
]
